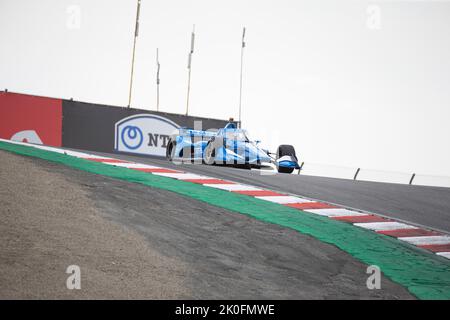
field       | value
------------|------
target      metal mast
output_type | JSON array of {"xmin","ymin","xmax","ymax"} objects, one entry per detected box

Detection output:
[
  {"xmin": 185, "ymin": 25, "xmax": 195, "ymax": 115},
  {"xmin": 127, "ymin": 0, "xmax": 141, "ymax": 108},
  {"xmin": 156, "ymin": 48, "xmax": 160, "ymax": 111},
  {"xmin": 238, "ymin": 27, "xmax": 246, "ymax": 127}
]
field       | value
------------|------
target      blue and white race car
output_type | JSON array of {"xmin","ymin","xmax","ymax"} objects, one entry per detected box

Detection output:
[{"xmin": 166, "ymin": 122, "xmax": 300, "ymax": 173}]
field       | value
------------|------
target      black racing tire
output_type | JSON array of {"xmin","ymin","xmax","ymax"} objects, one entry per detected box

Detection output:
[
  {"xmin": 166, "ymin": 139, "xmax": 177, "ymax": 161},
  {"xmin": 277, "ymin": 144, "xmax": 297, "ymax": 174},
  {"xmin": 203, "ymin": 141, "xmax": 216, "ymax": 165},
  {"xmin": 278, "ymin": 166, "xmax": 294, "ymax": 174},
  {"xmin": 277, "ymin": 144, "xmax": 297, "ymax": 159}
]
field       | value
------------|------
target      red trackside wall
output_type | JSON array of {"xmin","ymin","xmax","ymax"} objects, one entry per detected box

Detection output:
[{"xmin": 0, "ymin": 92, "xmax": 62, "ymax": 146}]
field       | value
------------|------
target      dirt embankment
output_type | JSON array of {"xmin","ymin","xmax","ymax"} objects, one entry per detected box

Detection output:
[{"xmin": 0, "ymin": 150, "xmax": 188, "ymax": 299}]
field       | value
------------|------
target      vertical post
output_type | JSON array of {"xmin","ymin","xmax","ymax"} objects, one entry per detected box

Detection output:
[
  {"xmin": 238, "ymin": 27, "xmax": 246, "ymax": 128},
  {"xmin": 354, "ymin": 168, "xmax": 361, "ymax": 180},
  {"xmin": 186, "ymin": 25, "xmax": 195, "ymax": 116},
  {"xmin": 409, "ymin": 173, "xmax": 416, "ymax": 185},
  {"xmin": 156, "ymin": 48, "xmax": 160, "ymax": 111},
  {"xmin": 297, "ymin": 161, "xmax": 304, "ymax": 175},
  {"xmin": 127, "ymin": 0, "xmax": 141, "ymax": 108}
]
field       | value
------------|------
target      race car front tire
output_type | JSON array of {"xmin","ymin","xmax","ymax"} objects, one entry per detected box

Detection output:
[
  {"xmin": 276, "ymin": 144, "xmax": 297, "ymax": 174},
  {"xmin": 278, "ymin": 166, "xmax": 294, "ymax": 174}
]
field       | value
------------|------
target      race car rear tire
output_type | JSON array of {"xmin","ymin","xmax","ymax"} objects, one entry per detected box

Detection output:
[
  {"xmin": 203, "ymin": 142, "xmax": 216, "ymax": 165},
  {"xmin": 277, "ymin": 144, "xmax": 297, "ymax": 174},
  {"xmin": 166, "ymin": 140, "xmax": 177, "ymax": 161}
]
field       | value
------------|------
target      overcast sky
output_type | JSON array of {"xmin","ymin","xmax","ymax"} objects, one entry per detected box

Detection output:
[{"xmin": 1, "ymin": 0, "xmax": 449, "ymax": 177}]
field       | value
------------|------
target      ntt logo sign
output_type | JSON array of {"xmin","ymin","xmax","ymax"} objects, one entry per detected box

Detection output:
[{"xmin": 115, "ymin": 114, "xmax": 179, "ymax": 156}]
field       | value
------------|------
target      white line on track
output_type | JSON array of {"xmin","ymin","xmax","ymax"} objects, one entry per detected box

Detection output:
[
  {"xmin": 26, "ymin": 144, "xmax": 66, "ymax": 154},
  {"xmin": 304, "ymin": 208, "xmax": 368, "ymax": 217},
  {"xmin": 151, "ymin": 172, "xmax": 209, "ymax": 180},
  {"xmin": 65, "ymin": 150, "xmax": 107, "ymax": 158},
  {"xmin": 255, "ymin": 196, "xmax": 312, "ymax": 204},
  {"xmin": 398, "ymin": 236, "xmax": 450, "ymax": 245},
  {"xmin": 354, "ymin": 222, "xmax": 417, "ymax": 231},
  {"xmin": 15, "ymin": 143, "xmax": 102, "ymax": 159},
  {"xmin": 32, "ymin": 144, "xmax": 110, "ymax": 159},
  {"xmin": 102, "ymin": 162, "xmax": 160, "ymax": 169},
  {"xmin": 203, "ymin": 184, "xmax": 262, "ymax": 191}
]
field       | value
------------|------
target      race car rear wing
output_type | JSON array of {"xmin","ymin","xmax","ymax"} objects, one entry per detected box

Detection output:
[{"xmin": 178, "ymin": 127, "xmax": 217, "ymax": 137}]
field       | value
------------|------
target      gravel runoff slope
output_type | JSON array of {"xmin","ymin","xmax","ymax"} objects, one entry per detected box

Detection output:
[
  {"xmin": 0, "ymin": 150, "xmax": 413, "ymax": 299},
  {"xmin": 0, "ymin": 150, "xmax": 188, "ymax": 299}
]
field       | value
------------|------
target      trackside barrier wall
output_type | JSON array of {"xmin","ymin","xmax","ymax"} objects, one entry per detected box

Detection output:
[
  {"xmin": 62, "ymin": 100, "xmax": 229, "ymax": 156},
  {"xmin": 0, "ymin": 91, "xmax": 62, "ymax": 146},
  {"xmin": 0, "ymin": 91, "xmax": 230, "ymax": 157}
]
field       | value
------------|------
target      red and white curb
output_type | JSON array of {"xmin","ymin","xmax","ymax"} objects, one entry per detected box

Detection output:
[{"xmin": 3, "ymin": 138, "xmax": 450, "ymax": 260}]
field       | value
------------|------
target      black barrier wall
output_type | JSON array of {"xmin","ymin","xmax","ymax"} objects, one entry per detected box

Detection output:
[{"xmin": 62, "ymin": 100, "xmax": 231, "ymax": 156}]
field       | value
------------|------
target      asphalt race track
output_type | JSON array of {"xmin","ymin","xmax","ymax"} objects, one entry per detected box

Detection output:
[{"xmin": 75, "ymin": 150, "xmax": 450, "ymax": 234}]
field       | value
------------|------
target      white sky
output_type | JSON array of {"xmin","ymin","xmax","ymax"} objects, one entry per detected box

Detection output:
[{"xmin": 1, "ymin": 0, "xmax": 450, "ymax": 177}]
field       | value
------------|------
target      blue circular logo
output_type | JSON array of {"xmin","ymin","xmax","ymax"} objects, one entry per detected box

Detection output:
[{"xmin": 121, "ymin": 125, "xmax": 143, "ymax": 150}]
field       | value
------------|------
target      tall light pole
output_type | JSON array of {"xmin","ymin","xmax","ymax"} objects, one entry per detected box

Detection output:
[
  {"xmin": 127, "ymin": 0, "xmax": 141, "ymax": 108},
  {"xmin": 185, "ymin": 25, "xmax": 195, "ymax": 116},
  {"xmin": 156, "ymin": 48, "xmax": 160, "ymax": 111},
  {"xmin": 238, "ymin": 27, "xmax": 246, "ymax": 128}
]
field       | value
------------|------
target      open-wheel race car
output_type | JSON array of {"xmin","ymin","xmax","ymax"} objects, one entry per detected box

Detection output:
[{"xmin": 166, "ymin": 122, "xmax": 300, "ymax": 174}]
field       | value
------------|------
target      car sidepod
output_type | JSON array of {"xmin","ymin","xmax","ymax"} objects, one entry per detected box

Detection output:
[{"xmin": 215, "ymin": 140, "xmax": 271, "ymax": 165}]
